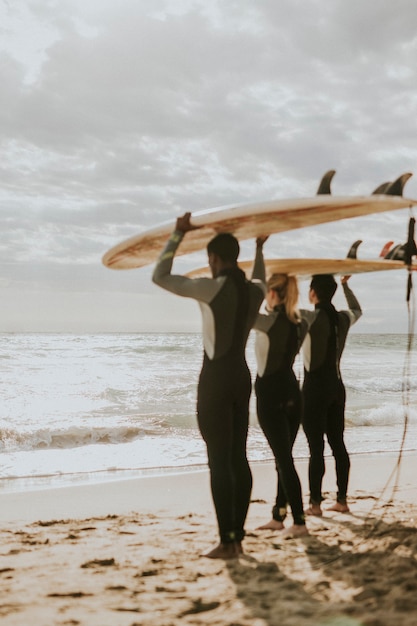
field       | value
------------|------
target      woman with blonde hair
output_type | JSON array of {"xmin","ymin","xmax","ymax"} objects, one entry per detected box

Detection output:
[{"xmin": 252, "ymin": 239, "xmax": 309, "ymax": 538}]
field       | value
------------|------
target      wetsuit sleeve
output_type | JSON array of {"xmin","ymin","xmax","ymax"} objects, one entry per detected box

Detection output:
[
  {"xmin": 253, "ymin": 311, "xmax": 275, "ymax": 377},
  {"xmin": 341, "ymin": 283, "xmax": 362, "ymax": 326},
  {"xmin": 298, "ymin": 317, "xmax": 309, "ymax": 345},
  {"xmin": 299, "ymin": 308, "xmax": 317, "ymax": 328},
  {"xmin": 250, "ymin": 244, "xmax": 267, "ymax": 297},
  {"xmin": 152, "ymin": 230, "xmax": 219, "ymax": 303},
  {"xmin": 251, "ymin": 244, "xmax": 266, "ymax": 282},
  {"xmin": 253, "ymin": 311, "xmax": 275, "ymax": 333}
]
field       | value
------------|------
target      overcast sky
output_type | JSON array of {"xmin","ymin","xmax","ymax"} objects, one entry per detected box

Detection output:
[{"xmin": 1, "ymin": 0, "xmax": 417, "ymax": 333}]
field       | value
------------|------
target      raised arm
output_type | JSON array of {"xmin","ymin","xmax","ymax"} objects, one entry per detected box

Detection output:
[
  {"xmin": 152, "ymin": 212, "xmax": 219, "ymax": 302},
  {"xmin": 340, "ymin": 276, "xmax": 362, "ymax": 325},
  {"xmin": 251, "ymin": 236, "xmax": 268, "ymax": 290}
]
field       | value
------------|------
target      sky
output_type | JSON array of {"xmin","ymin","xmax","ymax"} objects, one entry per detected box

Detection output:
[{"xmin": 1, "ymin": 0, "xmax": 417, "ymax": 333}]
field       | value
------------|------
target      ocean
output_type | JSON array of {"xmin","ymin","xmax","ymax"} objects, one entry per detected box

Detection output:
[{"xmin": 0, "ymin": 332, "xmax": 416, "ymax": 494}]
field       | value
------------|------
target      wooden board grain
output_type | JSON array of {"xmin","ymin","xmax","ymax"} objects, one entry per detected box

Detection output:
[
  {"xmin": 102, "ymin": 195, "xmax": 417, "ymax": 270},
  {"xmin": 187, "ymin": 258, "xmax": 416, "ymax": 279}
]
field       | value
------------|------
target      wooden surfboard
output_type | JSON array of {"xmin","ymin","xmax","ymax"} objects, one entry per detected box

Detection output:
[
  {"xmin": 186, "ymin": 258, "xmax": 417, "ymax": 279},
  {"xmin": 102, "ymin": 172, "xmax": 416, "ymax": 270}
]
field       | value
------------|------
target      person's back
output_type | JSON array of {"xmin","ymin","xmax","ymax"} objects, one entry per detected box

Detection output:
[
  {"xmin": 200, "ymin": 266, "xmax": 254, "ymax": 361},
  {"xmin": 251, "ymin": 268, "xmax": 309, "ymax": 537},
  {"xmin": 152, "ymin": 229, "xmax": 263, "ymax": 363},
  {"xmin": 301, "ymin": 274, "xmax": 362, "ymax": 516},
  {"xmin": 302, "ymin": 290, "xmax": 357, "ymax": 383}
]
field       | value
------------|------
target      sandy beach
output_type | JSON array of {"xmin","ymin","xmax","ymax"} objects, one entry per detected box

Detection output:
[{"xmin": 1, "ymin": 451, "xmax": 416, "ymax": 626}]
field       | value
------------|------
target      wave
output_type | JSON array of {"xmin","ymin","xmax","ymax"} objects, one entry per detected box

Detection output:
[
  {"xmin": 2, "ymin": 407, "xmax": 413, "ymax": 456},
  {"xmin": 347, "ymin": 402, "xmax": 417, "ymax": 427},
  {"xmin": 0, "ymin": 423, "xmax": 163, "ymax": 453},
  {"xmin": 347, "ymin": 374, "xmax": 417, "ymax": 394}
]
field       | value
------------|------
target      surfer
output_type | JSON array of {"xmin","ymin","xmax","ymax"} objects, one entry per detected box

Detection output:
[
  {"xmin": 152, "ymin": 212, "xmax": 265, "ymax": 559},
  {"xmin": 300, "ymin": 274, "xmax": 362, "ymax": 516},
  {"xmin": 251, "ymin": 238, "xmax": 309, "ymax": 538}
]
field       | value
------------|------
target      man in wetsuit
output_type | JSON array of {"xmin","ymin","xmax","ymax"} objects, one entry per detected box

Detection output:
[
  {"xmin": 301, "ymin": 274, "xmax": 362, "ymax": 516},
  {"xmin": 152, "ymin": 212, "xmax": 265, "ymax": 559}
]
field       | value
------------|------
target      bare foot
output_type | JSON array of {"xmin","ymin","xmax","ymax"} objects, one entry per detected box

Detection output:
[
  {"xmin": 327, "ymin": 502, "xmax": 350, "ymax": 513},
  {"xmin": 256, "ymin": 519, "xmax": 285, "ymax": 531},
  {"xmin": 281, "ymin": 525, "xmax": 309, "ymax": 539},
  {"xmin": 203, "ymin": 542, "xmax": 241, "ymax": 559},
  {"xmin": 305, "ymin": 505, "xmax": 323, "ymax": 517}
]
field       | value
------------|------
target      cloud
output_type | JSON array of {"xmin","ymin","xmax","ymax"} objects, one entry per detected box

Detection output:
[{"xmin": 0, "ymin": 0, "xmax": 417, "ymax": 330}]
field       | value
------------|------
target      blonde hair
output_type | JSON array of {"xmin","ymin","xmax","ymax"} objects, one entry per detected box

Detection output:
[{"xmin": 267, "ymin": 273, "xmax": 300, "ymax": 324}]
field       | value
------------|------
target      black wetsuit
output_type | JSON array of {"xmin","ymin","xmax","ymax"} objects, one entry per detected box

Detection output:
[
  {"xmin": 152, "ymin": 231, "xmax": 264, "ymax": 543},
  {"xmin": 254, "ymin": 306, "xmax": 308, "ymax": 525},
  {"xmin": 300, "ymin": 284, "xmax": 362, "ymax": 506}
]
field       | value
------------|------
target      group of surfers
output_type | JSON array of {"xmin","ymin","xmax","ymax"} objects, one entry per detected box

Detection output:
[{"xmin": 152, "ymin": 212, "xmax": 362, "ymax": 559}]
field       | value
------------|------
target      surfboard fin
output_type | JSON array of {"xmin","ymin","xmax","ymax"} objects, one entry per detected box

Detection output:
[
  {"xmin": 379, "ymin": 241, "xmax": 394, "ymax": 257},
  {"xmin": 316, "ymin": 170, "xmax": 336, "ymax": 195},
  {"xmin": 382, "ymin": 221, "xmax": 417, "ymax": 262},
  {"xmin": 372, "ymin": 173, "xmax": 412, "ymax": 196},
  {"xmin": 346, "ymin": 240, "xmax": 362, "ymax": 259},
  {"xmin": 384, "ymin": 173, "xmax": 413, "ymax": 196},
  {"xmin": 372, "ymin": 182, "xmax": 391, "ymax": 195},
  {"xmin": 384, "ymin": 244, "xmax": 406, "ymax": 260}
]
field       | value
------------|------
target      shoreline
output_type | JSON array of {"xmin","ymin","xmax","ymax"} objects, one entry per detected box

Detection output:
[
  {"xmin": 1, "ymin": 444, "xmax": 415, "ymax": 495},
  {"xmin": 1, "ymin": 449, "xmax": 415, "ymax": 524}
]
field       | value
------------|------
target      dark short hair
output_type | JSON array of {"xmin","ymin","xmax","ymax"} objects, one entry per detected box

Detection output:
[
  {"xmin": 207, "ymin": 233, "xmax": 239, "ymax": 263},
  {"xmin": 310, "ymin": 274, "xmax": 337, "ymax": 302}
]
